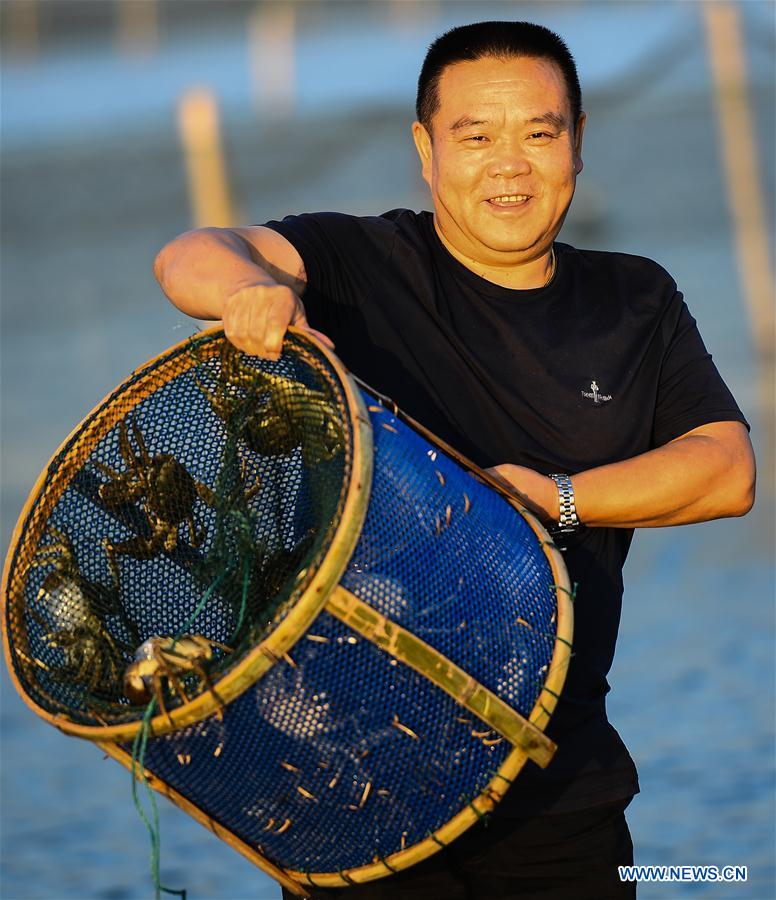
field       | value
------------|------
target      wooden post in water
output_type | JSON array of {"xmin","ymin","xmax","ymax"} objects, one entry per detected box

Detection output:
[
  {"xmin": 116, "ymin": 0, "xmax": 159, "ymax": 57},
  {"xmin": 248, "ymin": 1, "xmax": 296, "ymax": 116},
  {"xmin": 703, "ymin": 2, "xmax": 775, "ymax": 358},
  {"xmin": 4, "ymin": 0, "xmax": 39, "ymax": 58},
  {"xmin": 703, "ymin": 1, "xmax": 775, "ymax": 492},
  {"xmin": 388, "ymin": 0, "xmax": 439, "ymax": 30},
  {"xmin": 177, "ymin": 88, "xmax": 236, "ymax": 227}
]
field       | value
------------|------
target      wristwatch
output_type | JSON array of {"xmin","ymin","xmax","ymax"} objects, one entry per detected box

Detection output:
[{"xmin": 548, "ymin": 473, "xmax": 580, "ymax": 533}]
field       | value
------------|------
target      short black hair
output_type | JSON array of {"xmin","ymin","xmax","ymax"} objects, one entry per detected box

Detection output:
[{"xmin": 416, "ymin": 21, "xmax": 582, "ymax": 133}]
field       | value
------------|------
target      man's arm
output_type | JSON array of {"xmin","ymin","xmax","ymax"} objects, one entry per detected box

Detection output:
[
  {"xmin": 154, "ymin": 226, "xmax": 331, "ymax": 359},
  {"xmin": 488, "ymin": 420, "xmax": 755, "ymax": 528}
]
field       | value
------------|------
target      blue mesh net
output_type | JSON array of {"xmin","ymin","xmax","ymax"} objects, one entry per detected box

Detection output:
[
  {"xmin": 133, "ymin": 391, "xmax": 558, "ymax": 873},
  {"xmin": 138, "ymin": 610, "xmax": 512, "ymax": 872}
]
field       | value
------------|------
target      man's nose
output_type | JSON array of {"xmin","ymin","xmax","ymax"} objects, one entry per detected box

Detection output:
[{"xmin": 487, "ymin": 141, "xmax": 530, "ymax": 178}]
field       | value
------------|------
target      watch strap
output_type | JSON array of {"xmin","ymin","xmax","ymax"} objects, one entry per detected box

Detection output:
[{"xmin": 548, "ymin": 473, "xmax": 580, "ymax": 533}]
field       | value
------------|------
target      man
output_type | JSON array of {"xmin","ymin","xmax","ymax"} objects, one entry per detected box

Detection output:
[{"xmin": 154, "ymin": 21, "xmax": 755, "ymax": 900}]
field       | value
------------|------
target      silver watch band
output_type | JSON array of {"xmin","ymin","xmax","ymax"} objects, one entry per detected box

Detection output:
[{"xmin": 548, "ymin": 473, "xmax": 580, "ymax": 533}]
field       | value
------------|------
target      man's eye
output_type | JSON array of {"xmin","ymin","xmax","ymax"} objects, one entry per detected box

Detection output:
[
  {"xmin": 529, "ymin": 131, "xmax": 553, "ymax": 141},
  {"xmin": 465, "ymin": 135, "xmax": 489, "ymax": 143}
]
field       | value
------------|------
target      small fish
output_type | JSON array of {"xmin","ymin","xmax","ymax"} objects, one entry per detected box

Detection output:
[{"xmin": 392, "ymin": 715, "xmax": 419, "ymax": 740}]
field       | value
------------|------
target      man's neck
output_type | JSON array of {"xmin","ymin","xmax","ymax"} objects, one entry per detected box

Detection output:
[{"xmin": 433, "ymin": 219, "xmax": 555, "ymax": 290}]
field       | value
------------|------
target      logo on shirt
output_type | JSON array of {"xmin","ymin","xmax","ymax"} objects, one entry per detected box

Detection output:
[{"xmin": 581, "ymin": 380, "xmax": 613, "ymax": 404}]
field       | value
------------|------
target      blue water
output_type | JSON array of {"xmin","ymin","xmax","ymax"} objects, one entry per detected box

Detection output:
[
  {"xmin": 2, "ymin": 2, "xmax": 774, "ymax": 898},
  {"xmin": 3, "ymin": 1, "xmax": 773, "ymax": 149}
]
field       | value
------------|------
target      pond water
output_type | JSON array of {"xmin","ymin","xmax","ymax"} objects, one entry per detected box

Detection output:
[{"xmin": 2, "ymin": 3, "xmax": 773, "ymax": 898}]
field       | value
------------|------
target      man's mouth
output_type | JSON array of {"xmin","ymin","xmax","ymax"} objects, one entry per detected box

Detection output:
[{"xmin": 487, "ymin": 194, "xmax": 531, "ymax": 207}]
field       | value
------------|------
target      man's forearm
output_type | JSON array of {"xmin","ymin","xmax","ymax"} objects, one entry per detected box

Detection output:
[
  {"xmin": 573, "ymin": 422, "xmax": 755, "ymax": 528},
  {"xmin": 154, "ymin": 227, "xmax": 276, "ymax": 320},
  {"xmin": 154, "ymin": 226, "xmax": 327, "ymax": 360},
  {"xmin": 488, "ymin": 421, "xmax": 755, "ymax": 530}
]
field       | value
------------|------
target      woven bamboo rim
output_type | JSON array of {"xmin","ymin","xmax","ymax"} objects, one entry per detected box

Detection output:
[{"xmin": 1, "ymin": 327, "xmax": 374, "ymax": 742}]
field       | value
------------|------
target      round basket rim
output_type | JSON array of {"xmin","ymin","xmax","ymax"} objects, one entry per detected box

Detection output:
[{"xmin": 1, "ymin": 326, "xmax": 374, "ymax": 742}]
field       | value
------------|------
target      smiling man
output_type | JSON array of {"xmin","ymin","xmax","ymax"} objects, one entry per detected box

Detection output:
[
  {"xmin": 412, "ymin": 52, "xmax": 582, "ymax": 287},
  {"xmin": 154, "ymin": 21, "xmax": 755, "ymax": 900}
]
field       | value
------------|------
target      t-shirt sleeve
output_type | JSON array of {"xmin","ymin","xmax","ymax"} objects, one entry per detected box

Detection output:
[
  {"xmin": 262, "ymin": 211, "xmax": 395, "ymax": 310},
  {"xmin": 651, "ymin": 292, "xmax": 749, "ymax": 447}
]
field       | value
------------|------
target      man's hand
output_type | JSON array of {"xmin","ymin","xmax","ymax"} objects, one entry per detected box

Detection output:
[
  {"xmin": 485, "ymin": 465, "xmax": 559, "ymax": 526},
  {"xmin": 222, "ymin": 283, "xmax": 334, "ymax": 361}
]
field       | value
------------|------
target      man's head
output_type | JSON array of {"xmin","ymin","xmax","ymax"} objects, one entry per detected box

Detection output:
[
  {"xmin": 412, "ymin": 22, "xmax": 586, "ymax": 280},
  {"xmin": 416, "ymin": 22, "xmax": 582, "ymax": 136}
]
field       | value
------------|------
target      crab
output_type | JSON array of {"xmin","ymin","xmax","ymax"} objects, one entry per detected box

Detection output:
[
  {"xmin": 30, "ymin": 526, "xmax": 129, "ymax": 695},
  {"xmin": 44, "ymin": 618, "xmax": 125, "ymax": 696},
  {"xmin": 123, "ymin": 634, "xmax": 232, "ymax": 721},
  {"xmin": 195, "ymin": 341, "xmax": 345, "ymax": 463},
  {"xmin": 32, "ymin": 525, "xmax": 118, "ymax": 617},
  {"xmin": 94, "ymin": 417, "xmax": 218, "ymax": 590}
]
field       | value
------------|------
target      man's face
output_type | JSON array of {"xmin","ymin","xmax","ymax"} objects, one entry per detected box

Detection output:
[{"xmin": 413, "ymin": 55, "xmax": 585, "ymax": 269}]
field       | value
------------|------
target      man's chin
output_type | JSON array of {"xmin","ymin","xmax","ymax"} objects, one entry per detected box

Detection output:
[
  {"xmin": 467, "ymin": 223, "xmax": 543, "ymax": 258},
  {"xmin": 472, "ymin": 235, "xmax": 543, "ymax": 261},
  {"xmin": 435, "ymin": 217, "xmax": 543, "ymax": 265}
]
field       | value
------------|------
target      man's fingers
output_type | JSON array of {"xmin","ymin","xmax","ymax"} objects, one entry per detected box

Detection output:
[
  {"xmin": 263, "ymin": 297, "xmax": 296, "ymax": 360},
  {"xmin": 222, "ymin": 283, "xmax": 336, "ymax": 360},
  {"xmin": 222, "ymin": 283, "xmax": 300, "ymax": 359}
]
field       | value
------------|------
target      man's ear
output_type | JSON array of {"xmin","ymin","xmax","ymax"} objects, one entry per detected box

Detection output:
[
  {"xmin": 573, "ymin": 112, "xmax": 586, "ymax": 174},
  {"xmin": 412, "ymin": 121, "xmax": 433, "ymax": 186}
]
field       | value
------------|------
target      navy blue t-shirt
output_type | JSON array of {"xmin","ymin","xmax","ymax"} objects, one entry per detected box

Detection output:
[{"xmin": 266, "ymin": 208, "xmax": 747, "ymax": 815}]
